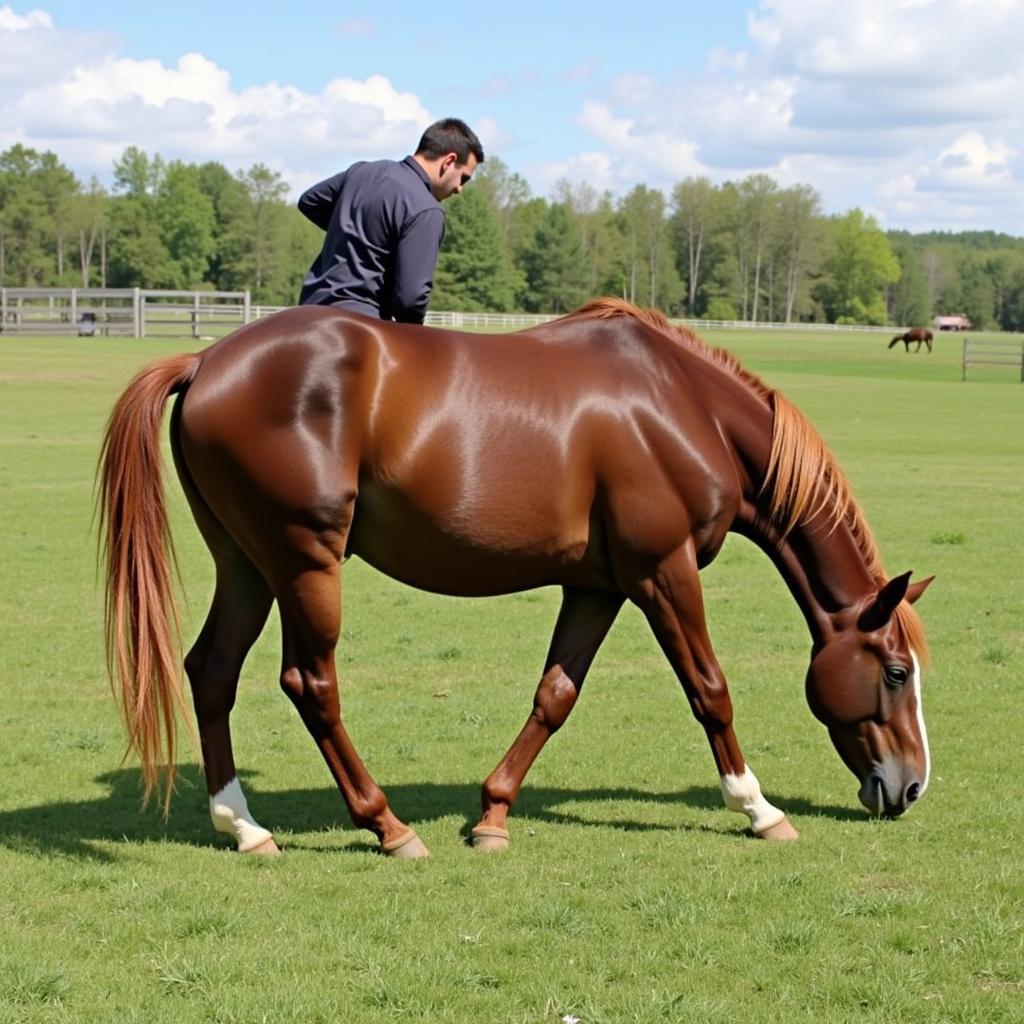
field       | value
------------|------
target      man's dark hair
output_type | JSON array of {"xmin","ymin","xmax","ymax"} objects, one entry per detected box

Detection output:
[{"xmin": 416, "ymin": 118, "xmax": 485, "ymax": 164}]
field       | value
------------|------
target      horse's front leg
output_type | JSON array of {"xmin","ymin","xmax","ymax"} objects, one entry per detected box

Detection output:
[
  {"xmin": 472, "ymin": 587, "xmax": 623, "ymax": 850},
  {"xmin": 631, "ymin": 542, "xmax": 798, "ymax": 840}
]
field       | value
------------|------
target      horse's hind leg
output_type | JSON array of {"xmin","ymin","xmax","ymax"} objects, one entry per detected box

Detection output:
[
  {"xmin": 184, "ymin": 551, "xmax": 278, "ymax": 854},
  {"xmin": 276, "ymin": 558, "xmax": 427, "ymax": 859},
  {"xmin": 173, "ymin": 403, "xmax": 278, "ymax": 853},
  {"xmin": 473, "ymin": 587, "xmax": 623, "ymax": 850},
  {"xmin": 629, "ymin": 541, "xmax": 797, "ymax": 840}
]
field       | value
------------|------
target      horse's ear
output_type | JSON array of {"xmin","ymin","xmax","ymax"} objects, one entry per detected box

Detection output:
[
  {"xmin": 858, "ymin": 571, "xmax": 912, "ymax": 632},
  {"xmin": 905, "ymin": 575, "xmax": 935, "ymax": 605}
]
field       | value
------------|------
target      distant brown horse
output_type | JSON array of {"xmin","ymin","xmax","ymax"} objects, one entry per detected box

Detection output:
[
  {"xmin": 890, "ymin": 328, "xmax": 933, "ymax": 352},
  {"xmin": 99, "ymin": 299, "xmax": 932, "ymax": 858}
]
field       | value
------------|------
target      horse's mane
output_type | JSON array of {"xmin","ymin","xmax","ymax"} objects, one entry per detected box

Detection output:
[{"xmin": 560, "ymin": 298, "xmax": 928, "ymax": 659}]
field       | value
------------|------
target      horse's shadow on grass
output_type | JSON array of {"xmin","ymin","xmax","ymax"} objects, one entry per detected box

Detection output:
[{"xmin": 0, "ymin": 765, "xmax": 867, "ymax": 860}]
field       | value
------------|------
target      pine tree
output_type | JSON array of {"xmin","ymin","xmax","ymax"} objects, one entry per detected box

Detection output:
[
  {"xmin": 432, "ymin": 186, "xmax": 520, "ymax": 311},
  {"xmin": 519, "ymin": 202, "xmax": 589, "ymax": 313}
]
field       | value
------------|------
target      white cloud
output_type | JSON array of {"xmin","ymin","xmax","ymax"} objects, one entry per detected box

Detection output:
[
  {"xmin": 0, "ymin": 4, "xmax": 50, "ymax": 30},
  {"xmin": 921, "ymin": 132, "xmax": 1015, "ymax": 192},
  {"xmin": 569, "ymin": 0, "xmax": 1024, "ymax": 229},
  {"xmin": 875, "ymin": 131, "xmax": 1019, "ymax": 228},
  {"xmin": 574, "ymin": 101, "xmax": 704, "ymax": 186},
  {"xmin": 528, "ymin": 151, "xmax": 616, "ymax": 197},
  {"xmin": 0, "ymin": 12, "xmax": 436, "ymax": 194},
  {"xmin": 749, "ymin": 0, "xmax": 1024, "ymax": 84},
  {"xmin": 3, "ymin": 2, "xmax": 1024, "ymax": 230}
]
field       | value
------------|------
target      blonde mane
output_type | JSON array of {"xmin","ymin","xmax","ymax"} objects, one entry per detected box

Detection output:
[{"xmin": 561, "ymin": 298, "xmax": 928, "ymax": 659}]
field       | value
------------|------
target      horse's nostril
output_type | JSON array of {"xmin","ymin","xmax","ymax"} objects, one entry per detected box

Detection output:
[{"xmin": 905, "ymin": 782, "xmax": 921, "ymax": 804}]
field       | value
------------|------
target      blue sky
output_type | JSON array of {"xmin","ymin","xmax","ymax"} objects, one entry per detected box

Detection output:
[{"xmin": 3, "ymin": 1, "xmax": 1024, "ymax": 232}]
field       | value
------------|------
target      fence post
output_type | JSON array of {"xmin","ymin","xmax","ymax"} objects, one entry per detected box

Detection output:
[
  {"xmin": 70, "ymin": 288, "xmax": 77, "ymax": 330},
  {"xmin": 134, "ymin": 288, "xmax": 143, "ymax": 338},
  {"xmin": 0, "ymin": 288, "xmax": 5, "ymax": 332},
  {"xmin": 192, "ymin": 292, "xmax": 200, "ymax": 339},
  {"xmin": 243, "ymin": 290, "xmax": 251, "ymax": 324}
]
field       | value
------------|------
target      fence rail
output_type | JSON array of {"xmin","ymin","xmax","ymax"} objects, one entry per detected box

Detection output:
[
  {"xmin": 0, "ymin": 289, "xmax": 1000, "ymax": 341},
  {"xmin": 0, "ymin": 287, "xmax": 250, "ymax": 338},
  {"xmin": 138, "ymin": 290, "xmax": 251, "ymax": 338},
  {"xmin": 0, "ymin": 287, "xmax": 140, "ymax": 336},
  {"xmin": 253, "ymin": 306, "xmax": 902, "ymax": 334},
  {"xmin": 962, "ymin": 337, "xmax": 1024, "ymax": 382}
]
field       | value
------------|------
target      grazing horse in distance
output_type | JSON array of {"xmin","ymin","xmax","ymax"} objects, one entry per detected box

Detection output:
[
  {"xmin": 890, "ymin": 328, "xmax": 933, "ymax": 352},
  {"xmin": 99, "ymin": 298, "xmax": 933, "ymax": 859}
]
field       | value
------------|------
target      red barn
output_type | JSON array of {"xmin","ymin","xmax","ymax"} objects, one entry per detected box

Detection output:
[{"xmin": 936, "ymin": 314, "xmax": 972, "ymax": 331}]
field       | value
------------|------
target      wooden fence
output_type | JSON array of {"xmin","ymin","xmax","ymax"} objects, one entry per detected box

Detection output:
[
  {"xmin": 2, "ymin": 290, "xmax": 1007, "ymax": 344},
  {"xmin": 137, "ymin": 290, "xmax": 251, "ymax": 338},
  {"xmin": 0, "ymin": 288, "xmax": 250, "ymax": 338},
  {"xmin": 0, "ymin": 288, "xmax": 140, "ymax": 336},
  {"xmin": 962, "ymin": 337, "xmax": 1024, "ymax": 382},
  {"xmin": 252, "ymin": 306, "xmax": 901, "ymax": 334}
]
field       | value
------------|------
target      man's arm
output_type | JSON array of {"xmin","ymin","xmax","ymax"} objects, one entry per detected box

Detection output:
[
  {"xmin": 390, "ymin": 209, "xmax": 446, "ymax": 323},
  {"xmin": 297, "ymin": 170, "xmax": 347, "ymax": 230}
]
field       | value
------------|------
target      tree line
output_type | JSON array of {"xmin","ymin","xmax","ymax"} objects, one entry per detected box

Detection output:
[
  {"xmin": 0, "ymin": 144, "xmax": 319, "ymax": 305},
  {"xmin": 3, "ymin": 143, "xmax": 1024, "ymax": 329}
]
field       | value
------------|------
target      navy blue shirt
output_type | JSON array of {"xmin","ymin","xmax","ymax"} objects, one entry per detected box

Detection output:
[{"xmin": 297, "ymin": 156, "xmax": 445, "ymax": 323}]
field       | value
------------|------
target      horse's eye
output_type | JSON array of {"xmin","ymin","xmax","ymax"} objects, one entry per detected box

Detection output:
[{"xmin": 884, "ymin": 664, "xmax": 909, "ymax": 688}]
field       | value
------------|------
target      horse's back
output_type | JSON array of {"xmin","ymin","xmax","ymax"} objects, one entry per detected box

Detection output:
[{"xmin": 175, "ymin": 308, "xmax": 740, "ymax": 594}]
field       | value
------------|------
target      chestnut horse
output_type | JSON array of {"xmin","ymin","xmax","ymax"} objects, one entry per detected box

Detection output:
[
  {"xmin": 99, "ymin": 299, "xmax": 932, "ymax": 858},
  {"xmin": 889, "ymin": 328, "xmax": 933, "ymax": 352}
]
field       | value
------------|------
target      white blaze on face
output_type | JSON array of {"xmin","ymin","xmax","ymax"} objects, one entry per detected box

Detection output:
[{"xmin": 912, "ymin": 651, "xmax": 930, "ymax": 794}]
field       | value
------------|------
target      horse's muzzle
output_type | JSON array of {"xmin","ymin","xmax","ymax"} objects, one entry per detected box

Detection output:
[{"xmin": 858, "ymin": 769, "xmax": 923, "ymax": 818}]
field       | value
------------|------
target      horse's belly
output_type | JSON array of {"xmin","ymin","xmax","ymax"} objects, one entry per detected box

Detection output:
[{"xmin": 347, "ymin": 482, "xmax": 609, "ymax": 597}]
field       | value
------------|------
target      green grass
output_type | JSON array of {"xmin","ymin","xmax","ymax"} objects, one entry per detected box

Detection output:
[{"xmin": 1, "ymin": 328, "xmax": 1022, "ymax": 1023}]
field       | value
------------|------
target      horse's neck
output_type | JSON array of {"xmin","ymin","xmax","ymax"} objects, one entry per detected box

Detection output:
[
  {"xmin": 720, "ymin": 395, "xmax": 876, "ymax": 645},
  {"xmin": 679, "ymin": 357, "xmax": 879, "ymax": 644},
  {"xmin": 738, "ymin": 511, "xmax": 876, "ymax": 645}
]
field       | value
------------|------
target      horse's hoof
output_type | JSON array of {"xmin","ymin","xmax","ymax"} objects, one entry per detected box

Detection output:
[
  {"xmin": 243, "ymin": 836, "xmax": 282, "ymax": 856},
  {"xmin": 470, "ymin": 825, "xmax": 510, "ymax": 852},
  {"xmin": 382, "ymin": 830, "xmax": 430, "ymax": 859},
  {"xmin": 755, "ymin": 817, "xmax": 799, "ymax": 841}
]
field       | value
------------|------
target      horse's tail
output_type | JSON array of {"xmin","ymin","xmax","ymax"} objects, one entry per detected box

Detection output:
[{"xmin": 97, "ymin": 351, "xmax": 202, "ymax": 813}]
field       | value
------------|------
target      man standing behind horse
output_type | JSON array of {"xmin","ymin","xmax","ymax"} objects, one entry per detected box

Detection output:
[{"xmin": 297, "ymin": 117, "xmax": 484, "ymax": 323}]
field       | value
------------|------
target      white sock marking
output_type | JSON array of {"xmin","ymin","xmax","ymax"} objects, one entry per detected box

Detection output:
[
  {"xmin": 209, "ymin": 777, "xmax": 274, "ymax": 853},
  {"xmin": 720, "ymin": 767, "xmax": 786, "ymax": 833}
]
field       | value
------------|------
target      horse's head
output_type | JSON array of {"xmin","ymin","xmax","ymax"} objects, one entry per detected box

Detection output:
[
  {"xmin": 805, "ymin": 572, "xmax": 934, "ymax": 817},
  {"xmin": 888, "ymin": 335, "xmax": 902, "ymax": 348}
]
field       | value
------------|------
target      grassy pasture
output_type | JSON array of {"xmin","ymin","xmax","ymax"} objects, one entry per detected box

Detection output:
[{"xmin": 0, "ymin": 326, "xmax": 1021, "ymax": 1023}]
